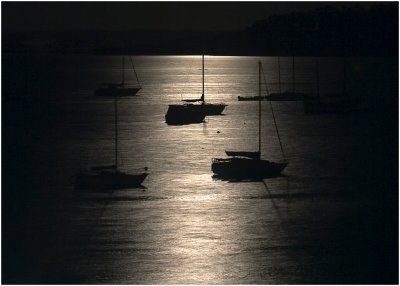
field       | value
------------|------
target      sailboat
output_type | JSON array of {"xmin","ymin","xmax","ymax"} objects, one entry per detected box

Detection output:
[
  {"xmin": 165, "ymin": 55, "xmax": 226, "ymax": 125},
  {"xmin": 94, "ymin": 56, "xmax": 141, "ymax": 97},
  {"xmin": 303, "ymin": 58, "xmax": 363, "ymax": 114},
  {"xmin": 266, "ymin": 56, "xmax": 308, "ymax": 101},
  {"xmin": 165, "ymin": 103, "xmax": 206, "ymax": 125},
  {"xmin": 212, "ymin": 61, "xmax": 288, "ymax": 180},
  {"xmin": 238, "ymin": 56, "xmax": 307, "ymax": 101},
  {"xmin": 75, "ymin": 93, "xmax": 148, "ymax": 190},
  {"xmin": 181, "ymin": 54, "xmax": 227, "ymax": 114}
]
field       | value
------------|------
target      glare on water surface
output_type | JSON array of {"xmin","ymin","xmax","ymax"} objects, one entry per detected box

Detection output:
[{"xmin": 2, "ymin": 54, "xmax": 397, "ymax": 284}]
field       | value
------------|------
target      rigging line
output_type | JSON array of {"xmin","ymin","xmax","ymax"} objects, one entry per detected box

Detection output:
[
  {"xmin": 261, "ymin": 63, "xmax": 286, "ymax": 161},
  {"xmin": 115, "ymin": 93, "xmax": 118, "ymax": 170},
  {"xmin": 129, "ymin": 56, "xmax": 141, "ymax": 89}
]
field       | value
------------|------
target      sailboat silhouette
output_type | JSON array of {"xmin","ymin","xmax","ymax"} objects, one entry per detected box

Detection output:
[
  {"xmin": 266, "ymin": 56, "xmax": 308, "ymax": 101},
  {"xmin": 212, "ymin": 61, "xmax": 288, "ymax": 180},
  {"xmin": 95, "ymin": 56, "xmax": 141, "ymax": 97},
  {"xmin": 76, "ymin": 92, "xmax": 148, "ymax": 190},
  {"xmin": 303, "ymin": 58, "xmax": 363, "ymax": 114},
  {"xmin": 165, "ymin": 55, "xmax": 226, "ymax": 125}
]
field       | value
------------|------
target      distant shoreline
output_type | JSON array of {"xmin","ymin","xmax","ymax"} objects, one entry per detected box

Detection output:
[
  {"xmin": 3, "ymin": 29, "xmax": 396, "ymax": 57},
  {"xmin": 3, "ymin": 5, "xmax": 397, "ymax": 57}
]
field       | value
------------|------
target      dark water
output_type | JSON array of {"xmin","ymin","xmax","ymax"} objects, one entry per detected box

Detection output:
[{"xmin": 2, "ymin": 54, "xmax": 398, "ymax": 284}]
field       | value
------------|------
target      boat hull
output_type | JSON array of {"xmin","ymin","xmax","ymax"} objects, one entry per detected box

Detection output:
[
  {"xmin": 266, "ymin": 92, "xmax": 308, "ymax": 101},
  {"xmin": 202, "ymin": 103, "xmax": 226, "ymax": 115},
  {"xmin": 75, "ymin": 171, "xmax": 148, "ymax": 190},
  {"xmin": 238, "ymin": 93, "xmax": 308, "ymax": 101},
  {"xmin": 94, "ymin": 87, "xmax": 141, "ymax": 97},
  {"xmin": 165, "ymin": 104, "xmax": 206, "ymax": 125},
  {"xmin": 303, "ymin": 95, "xmax": 363, "ymax": 114},
  {"xmin": 211, "ymin": 157, "xmax": 287, "ymax": 180},
  {"xmin": 166, "ymin": 102, "xmax": 226, "ymax": 122},
  {"xmin": 238, "ymin": 95, "xmax": 265, "ymax": 101}
]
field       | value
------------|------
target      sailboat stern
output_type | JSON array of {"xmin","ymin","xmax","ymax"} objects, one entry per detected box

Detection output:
[
  {"xmin": 94, "ymin": 85, "xmax": 141, "ymax": 97},
  {"xmin": 203, "ymin": 103, "xmax": 227, "ymax": 115},
  {"xmin": 165, "ymin": 104, "xmax": 206, "ymax": 125},
  {"xmin": 75, "ymin": 171, "xmax": 148, "ymax": 190},
  {"xmin": 211, "ymin": 157, "xmax": 287, "ymax": 180}
]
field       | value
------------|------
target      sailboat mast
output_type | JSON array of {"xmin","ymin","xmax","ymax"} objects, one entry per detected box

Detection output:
[
  {"xmin": 202, "ymin": 54, "xmax": 205, "ymax": 101},
  {"xmin": 115, "ymin": 94, "xmax": 118, "ymax": 170},
  {"xmin": 292, "ymin": 56, "xmax": 295, "ymax": 93},
  {"xmin": 342, "ymin": 58, "xmax": 347, "ymax": 93},
  {"xmin": 258, "ymin": 61, "xmax": 262, "ymax": 155},
  {"xmin": 316, "ymin": 58, "xmax": 320, "ymax": 98},
  {"xmin": 278, "ymin": 57, "xmax": 282, "ymax": 94},
  {"xmin": 122, "ymin": 56, "xmax": 125, "ymax": 87}
]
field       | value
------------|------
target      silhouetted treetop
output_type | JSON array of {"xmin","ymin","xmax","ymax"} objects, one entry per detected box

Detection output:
[
  {"xmin": 244, "ymin": 4, "xmax": 398, "ymax": 56},
  {"xmin": 2, "ymin": 4, "xmax": 397, "ymax": 56}
]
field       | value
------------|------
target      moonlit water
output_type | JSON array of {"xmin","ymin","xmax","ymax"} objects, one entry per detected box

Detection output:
[{"xmin": 3, "ymin": 55, "xmax": 397, "ymax": 284}]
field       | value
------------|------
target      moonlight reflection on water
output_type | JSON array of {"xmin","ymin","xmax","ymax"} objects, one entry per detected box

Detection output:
[{"xmin": 2, "ymin": 55, "xmax": 397, "ymax": 284}]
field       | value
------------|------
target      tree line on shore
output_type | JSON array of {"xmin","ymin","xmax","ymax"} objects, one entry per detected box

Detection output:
[{"xmin": 3, "ymin": 4, "xmax": 397, "ymax": 56}]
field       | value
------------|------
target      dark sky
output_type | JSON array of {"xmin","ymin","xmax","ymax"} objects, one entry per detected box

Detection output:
[{"xmin": 2, "ymin": 1, "xmax": 376, "ymax": 31}]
